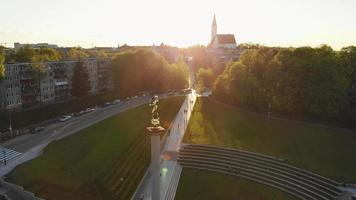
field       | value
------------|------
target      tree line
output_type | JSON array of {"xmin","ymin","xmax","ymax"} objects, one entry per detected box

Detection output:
[
  {"xmin": 49, "ymin": 48, "xmax": 189, "ymax": 99},
  {"xmin": 213, "ymin": 45, "xmax": 356, "ymax": 128},
  {"xmin": 1, "ymin": 46, "xmax": 188, "ymax": 104},
  {"xmin": 111, "ymin": 49, "xmax": 189, "ymax": 98},
  {"xmin": 4, "ymin": 46, "xmax": 108, "ymax": 64}
]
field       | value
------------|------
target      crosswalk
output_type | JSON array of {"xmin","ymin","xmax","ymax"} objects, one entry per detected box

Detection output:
[{"xmin": 0, "ymin": 148, "xmax": 22, "ymax": 164}]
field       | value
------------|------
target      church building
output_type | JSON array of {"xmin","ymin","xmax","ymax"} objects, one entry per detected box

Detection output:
[
  {"xmin": 207, "ymin": 15, "xmax": 242, "ymax": 67},
  {"xmin": 209, "ymin": 15, "xmax": 237, "ymax": 49}
]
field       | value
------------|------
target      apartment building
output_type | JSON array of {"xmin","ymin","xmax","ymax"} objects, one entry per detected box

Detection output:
[{"xmin": 1, "ymin": 58, "xmax": 113, "ymax": 110}]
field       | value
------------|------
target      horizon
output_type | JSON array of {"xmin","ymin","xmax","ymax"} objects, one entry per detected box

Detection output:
[{"xmin": 1, "ymin": 0, "xmax": 356, "ymax": 50}]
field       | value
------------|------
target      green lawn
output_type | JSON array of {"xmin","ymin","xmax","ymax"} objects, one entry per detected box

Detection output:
[
  {"xmin": 184, "ymin": 97, "xmax": 356, "ymax": 182},
  {"xmin": 6, "ymin": 96, "xmax": 184, "ymax": 200},
  {"xmin": 175, "ymin": 169, "xmax": 298, "ymax": 200}
]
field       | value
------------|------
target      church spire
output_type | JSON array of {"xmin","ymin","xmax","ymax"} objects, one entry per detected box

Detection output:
[
  {"xmin": 211, "ymin": 14, "xmax": 217, "ymax": 43},
  {"xmin": 212, "ymin": 14, "xmax": 217, "ymax": 27}
]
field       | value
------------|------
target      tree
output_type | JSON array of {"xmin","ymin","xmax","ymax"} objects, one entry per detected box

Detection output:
[
  {"xmin": 182, "ymin": 45, "xmax": 213, "ymax": 73},
  {"xmin": 71, "ymin": 61, "xmax": 90, "ymax": 98},
  {"xmin": 6, "ymin": 46, "xmax": 62, "ymax": 63},
  {"xmin": 0, "ymin": 47, "xmax": 4, "ymax": 81},
  {"xmin": 67, "ymin": 48, "xmax": 89, "ymax": 60},
  {"xmin": 111, "ymin": 49, "xmax": 188, "ymax": 97},
  {"xmin": 213, "ymin": 45, "xmax": 350, "ymax": 120},
  {"xmin": 196, "ymin": 68, "xmax": 214, "ymax": 92},
  {"xmin": 338, "ymin": 46, "xmax": 356, "ymax": 107},
  {"xmin": 31, "ymin": 55, "xmax": 50, "ymax": 104}
]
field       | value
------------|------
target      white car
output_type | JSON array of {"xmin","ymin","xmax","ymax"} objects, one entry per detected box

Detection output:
[
  {"xmin": 112, "ymin": 99, "xmax": 121, "ymax": 104},
  {"xmin": 59, "ymin": 115, "xmax": 72, "ymax": 122},
  {"xmin": 85, "ymin": 107, "xmax": 95, "ymax": 113}
]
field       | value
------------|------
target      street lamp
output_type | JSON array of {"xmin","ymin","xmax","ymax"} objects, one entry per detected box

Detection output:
[
  {"xmin": 147, "ymin": 95, "xmax": 165, "ymax": 200},
  {"xmin": 6, "ymin": 104, "xmax": 13, "ymax": 138}
]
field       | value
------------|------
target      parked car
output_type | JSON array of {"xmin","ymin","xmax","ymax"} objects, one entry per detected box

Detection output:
[
  {"xmin": 103, "ymin": 102, "xmax": 112, "ymax": 107},
  {"xmin": 132, "ymin": 95, "xmax": 138, "ymax": 99},
  {"xmin": 112, "ymin": 99, "xmax": 121, "ymax": 104},
  {"xmin": 0, "ymin": 128, "xmax": 9, "ymax": 133},
  {"xmin": 59, "ymin": 115, "xmax": 72, "ymax": 122},
  {"xmin": 85, "ymin": 107, "xmax": 95, "ymax": 113},
  {"xmin": 31, "ymin": 126, "xmax": 45, "ymax": 133},
  {"xmin": 74, "ymin": 110, "xmax": 86, "ymax": 117}
]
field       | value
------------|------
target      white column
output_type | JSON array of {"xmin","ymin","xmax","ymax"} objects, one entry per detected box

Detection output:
[{"xmin": 150, "ymin": 134, "xmax": 160, "ymax": 200}]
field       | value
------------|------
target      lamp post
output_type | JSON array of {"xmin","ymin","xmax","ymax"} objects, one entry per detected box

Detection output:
[
  {"xmin": 147, "ymin": 95, "xmax": 165, "ymax": 200},
  {"xmin": 6, "ymin": 105, "xmax": 13, "ymax": 138}
]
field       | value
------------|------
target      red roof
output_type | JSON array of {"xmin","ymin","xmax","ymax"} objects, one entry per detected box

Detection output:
[{"xmin": 216, "ymin": 34, "xmax": 236, "ymax": 44}]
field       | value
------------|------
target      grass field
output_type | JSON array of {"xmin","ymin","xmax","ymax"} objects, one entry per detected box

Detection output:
[
  {"xmin": 183, "ymin": 97, "xmax": 356, "ymax": 182},
  {"xmin": 6, "ymin": 96, "xmax": 184, "ymax": 200},
  {"xmin": 175, "ymin": 169, "xmax": 298, "ymax": 200}
]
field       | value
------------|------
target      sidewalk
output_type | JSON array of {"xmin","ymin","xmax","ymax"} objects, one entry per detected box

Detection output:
[{"xmin": 133, "ymin": 91, "xmax": 197, "ymax": 200}]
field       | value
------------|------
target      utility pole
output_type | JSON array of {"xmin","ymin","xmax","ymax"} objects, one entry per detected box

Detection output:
[
  {"xmin": 268, "ymin": 103, "xmax": 271, "ymax": 120},
  {"xmin": 7, "ymin": 105, "xmax": 12, "ymax": 136}
]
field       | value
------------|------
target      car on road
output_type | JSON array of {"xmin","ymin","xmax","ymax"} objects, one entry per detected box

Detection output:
[
  {"xmin": 103, "ymin": 102, "xmax": 112, "ymax": 107},
  {"xmin": 73, "ymin": 110, "xmax": 86, "ymax": 117},
  {"xmin": 112, "ymin": 99, "xmax": 121, "ymax": 104},
  {"xmin": 59, "ymin": 115, "xmax": 72, "ymax": 122},
  {"xmin": 0, "ymin": 128, "xmax": 9, "ymax": 133},
  {"xmin": 132, "ymin": 95, "xmax": 138, "ymax": 99},
  {"xmin": 31, "ymin": 126, "xmax": 45, "ymax": 133},
  {"xmin": 85, "ymin": 107, "xmax": 95, "ymax": 113}
]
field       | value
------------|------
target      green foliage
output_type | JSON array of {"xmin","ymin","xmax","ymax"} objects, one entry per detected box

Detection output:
[
  {"xmin": 338, "ymin": 46, "xmax": 356, "ymax": 107},
  {"xmin": 6, "ymin": 46, "xmax": 62, "ymax": 63},
  {"xmin": 182, "ymin": 45, "xmax": 213, "ymax": 72},
  {"xmin": 71, "ymin": 61, "xmax": 90, "ymax": 98},
  {"xmin": 0, "ymin": 48, "xmax": 4, "ymax": 81},
  {"xmin": 214, "ymin": 46, "xmax": 352, "ymax": 121},
  {"xmin": 93, "ymin": 50, "xmax": 108, "ymax": 58},
  {"xmin": 111, "ymin": 49, "xmax": 188, "ymax": 97},
  {"xmin": 196, "ymin": 67, "xmax": 214, "ymax": 92},
  {"xmin": 66, "ymin": 48, "xmax": 89, "ymax": 60}
]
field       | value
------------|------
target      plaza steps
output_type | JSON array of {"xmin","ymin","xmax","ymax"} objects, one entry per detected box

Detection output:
[
  {"xmin": 0, "ymin": 149, "xmax": 21, "ymax": 165},
  {"xmin": 164, "ymin": 164, "xmax": 182, "ymax": 200},
  {"xmin": 178, "ymin": 144, "xmax": 343, "ymax": 200}
]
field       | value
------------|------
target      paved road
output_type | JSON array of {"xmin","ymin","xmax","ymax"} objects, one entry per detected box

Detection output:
[{"xmin": 0, "ymin": 93, "xmax": 177, "ymax": 177}]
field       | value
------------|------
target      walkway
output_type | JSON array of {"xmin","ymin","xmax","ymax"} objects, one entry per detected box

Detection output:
[{"xmin": 132, "ymin": 91, "xmax": 197, "ymax": 200}]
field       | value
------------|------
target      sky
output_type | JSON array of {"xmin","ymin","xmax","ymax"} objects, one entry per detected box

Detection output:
[{"xmin": 1, "ymin": 0, "xmax": 356, "ymax": 50}]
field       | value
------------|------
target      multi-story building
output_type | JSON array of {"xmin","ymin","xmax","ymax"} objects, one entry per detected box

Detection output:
[
  {"xmin": 14, "ymin": 42, "xmax": 59, "ymax": 50},
  {"xmin": 1, "ymin": 58, "xmax": 112, "ymax": 110},
  {"xmin": 97, "ymin": 59, "xmax": 113, "ymax": 92},
  {"xmin": 1, "ymin": 64, "xmax": 22, "ymax": 109}
]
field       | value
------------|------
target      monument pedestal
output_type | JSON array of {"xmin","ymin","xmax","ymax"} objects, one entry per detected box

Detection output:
[{"xmin": 147, "ymin": 126, "xmax": 165, "ymax": 200}]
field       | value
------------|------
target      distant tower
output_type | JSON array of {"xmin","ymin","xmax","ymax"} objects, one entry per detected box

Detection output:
[{"xmin": 211, "ymin": 14, "xmax": 217, "ymax": 43}]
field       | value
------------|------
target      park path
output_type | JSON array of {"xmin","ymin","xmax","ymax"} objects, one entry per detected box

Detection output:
[{"xmin": 132, "ymin": 90, "xmax": 197, "ymax": 200}]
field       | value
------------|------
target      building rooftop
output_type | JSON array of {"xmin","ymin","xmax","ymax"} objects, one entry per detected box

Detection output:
[{"xmin": 215, "ymin": 34, "xmax": 236, "ymax": 45}]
